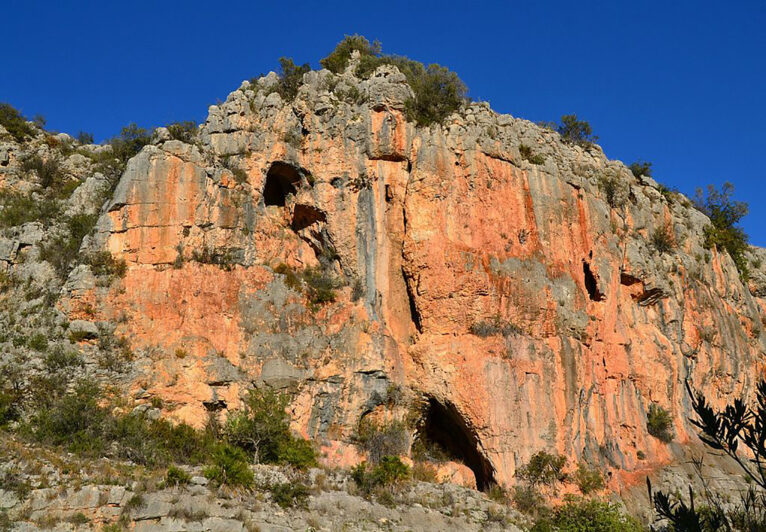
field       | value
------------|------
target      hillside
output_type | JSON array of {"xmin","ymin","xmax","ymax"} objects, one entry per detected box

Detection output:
[{"xmin": 0, "ymin": 41, "xmax": 764, "ymax": 530}]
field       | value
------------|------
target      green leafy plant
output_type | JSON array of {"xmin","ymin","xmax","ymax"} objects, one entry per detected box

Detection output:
[
  {"xmin": 628, "ymin": 160, "xmax": 652, "ymax": 178},
  {"xmin": 694, "ymin": 182, "xmax": 749, "ymax": 278},
  {"xmin": 320, "ymin": 34, "xmax": 382, "ymax": 73},
  {"xmin": 574, "ymin": 462, "xmax": 605, "ymax": 495},
  {"xmin": 532, "ymin": 496, "xmax": 642, "ymax": 531},
  {"xmin": 270, "ymin": 482, "xmax": 310, "ymax": 508},
  {"xmin": 203, "ymin": 444, "xmax": 254, "ymax": 487},
  {"xmin": 165, "ymin": 465, "xmax": 192, "ymax": 486},
  {"xmin": 0, "ymin": 103, "xmax": 34, "ymax": 141},
  {"xmin": 646, "ymin": 403, "xmax": 673, "ymax": 442},
  {"xmin": 557, "ymin": 114, "xmax": 598, "ymax": 147},
  {"xmin": 351, "ymin": 455, "xmax": 410, "ymax": 495},
  {"xmin": 651, "ymin": 223, "xmax": 675, "ymax": 254},
  {"xmin": 166, "ymin": 121, "xmax": 197, "ymax": 143},
  {"xmin": 269, "ymin": 57, "xmax": 311, "ymax": 102},
  {"xmin": 516, "ymin": 451, "xmax": 568, "ymax": 486},
  {"xmin": 355, "ymin": 418, "xmax": 409, "ymax": 464},
  {"xmin": 224, "ymin": 388, "xmax": 317, "ymax": 468}
]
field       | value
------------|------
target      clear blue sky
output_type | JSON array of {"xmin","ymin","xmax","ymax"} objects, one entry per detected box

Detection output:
[{"xmin": 3, "ymin": 1, "xmax": 765, "ymax": 245}]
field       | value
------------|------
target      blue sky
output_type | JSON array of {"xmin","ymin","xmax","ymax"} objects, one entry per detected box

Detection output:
[{"xmin": 3, "ymin": 1, "xmax": 765, "ymax": 245}]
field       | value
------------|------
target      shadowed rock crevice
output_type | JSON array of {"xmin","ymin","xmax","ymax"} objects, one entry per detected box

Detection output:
[
  {"xmin": 583, "ymin": 260, "xmax": 604, "ymax": 301},
  {"xmin": 264, "ymin": 162, "xmax": 301, "ymax": 206},
  {"xmin": 403, "ymin": 267, "xmax": 422, "ymax": 333},
  {"xmin": 417, "ymin": 397, "xmax": 495, "ymax": 490},
  {"xmin": 292, "ymin": 204, "xmax": 326, "ymax": 231}
]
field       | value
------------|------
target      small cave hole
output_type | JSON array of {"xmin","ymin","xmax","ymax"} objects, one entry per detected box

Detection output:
[
  {"xmin": 264, "ymin": 162, "xmax": 301, "ymax": 207},
  {"xmin": 414, "ymin": 398, "xmax": 496, "ymax": 490},
  {"xmin": 583, "ymin": 260, "xmax": 605, "ymax": 301},
  {"xmin": 292, "ymin": 204, "xmax": 327, "ymax": 231}
]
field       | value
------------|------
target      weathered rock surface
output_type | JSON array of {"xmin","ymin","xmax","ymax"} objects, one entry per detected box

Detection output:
[{"xmin": 2, "ymin": 60, "xmax": 765, "ymax": 500}]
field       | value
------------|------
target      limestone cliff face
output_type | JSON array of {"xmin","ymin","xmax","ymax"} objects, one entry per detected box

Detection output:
[{"xmin": 66, "ymin": 65, "xmax": 766, "ymax": 489}]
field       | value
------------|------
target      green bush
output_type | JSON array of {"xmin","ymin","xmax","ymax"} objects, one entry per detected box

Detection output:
[
  {"xmin": 516, "ymin": 451, "xmax": 568, "ymax": 486},
  {"xmin": 598, "ymin": 174, "xmax": 626, "ymax": 209},
  {"xmin": 355, "ymin": 418, "xmax": 409, "ymax": 464},
  {"xmin": 512, "ymin": 485, "xmax": 546, "ymax": 514},
  {"xmin": 20, "ymin": 154, "xmax": 64, "ymax": 189},
  {"xmin": 532, "ymin": 497, "xmax": 642, "ymax": 532},
  {"xmin": 0, "ymin": 103, "xmax": 34, "ymax": 141},
  {"xmin": 647, "ymin": 404, "xmax": 673, "ymax": 443},
  {"xmin": 27, "ymin": 332, "xmax": 48, "ymax": 352},
  {"xmin": 628, "ymin": 160, "xmax": 652, "ymax": 178},
  {"xmin": 694, "ymin": 182, "xmax": 750, "ymax": 277},
  {"xmin": 270, "ymin": 482, "xmax": 310, "ymax": 508},
  {"xmin": 351, "ymin": 455, "xmax": 410, "ymax": 494},
  {"xmin": 85, "ymin": 251, "xmax": 128, "ymax": 278},
  {"xmin": 557, "ymin": 115, "xmax": 598, "ymax": 147},
  {"xmin": 469, "ymin": 316, "xmax": 520, "ymax": 337},
  {"xmin": 651, "ymin": 223, "xmax": 675, "ymax": 254},
  {"xmin": 519, "ymin": 145, "xmax": 545, "ymax": 165},
  {"xmin": 109, "ymin": 123, "xmax": 152, "ymax": 164},
  {"xmin": 269, "ymin": 58, "xmax": 311, "ymax": 102},
  {"xmin": 224, "ymin": 388, "xmax": 317, "ymax": 468},
  {"xmin": 0, "ymin": 190, "xmax": 60, "ymax": 228},
  {"xmin": 165, "ymin": 465, "xmax": 192, "ymax": 486},
  {"xmin": 323, "ymin": 37, "xmax": 468, "ymax": 126},
  {"xmin": 76, "ymin": 131, "xmax": 94, "ymax": 144},
  {"xmin": 320, "ymin": 35, "xmax": 381, "ymax": 73},
  {"xmin": 573, "ymin": 462, "xmax": 604, "ymax": 495},
  {"xmin": 166, "ymin": 121, "xmax": 197, "ymax": 143},
  {"xmin": 203, "ymin": 444, "xmax": 254, "ymax": 487},
  {"xmin": 302, "ymin": 265, "xmax": 340, "ymax": 305},
  {"xmin": 38, "ymin": 213, "xmax": 98, "ymax": 278}
]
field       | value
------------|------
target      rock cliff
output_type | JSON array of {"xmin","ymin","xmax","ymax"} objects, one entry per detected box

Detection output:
[{"xmin": 2, "ymin": 57, "xmax": 765, "ymax": 498}]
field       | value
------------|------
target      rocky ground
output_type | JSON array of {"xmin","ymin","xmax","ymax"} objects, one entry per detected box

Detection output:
[{"xmin": 0, "ymin": 437, "xmax": 527, "ymax": 532}]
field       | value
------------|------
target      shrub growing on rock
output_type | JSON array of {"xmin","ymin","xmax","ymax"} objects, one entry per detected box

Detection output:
[
  {"xmin": 224, "ymin": 388, "xmax": 317, "ymax": 468},
  {"xmin": 647, "ymin": 403, "xmax": 673, "ymax": 442},
  {"xmin": 320, "ymin": 34, "xmax": 381, "ymax": 73},
  {"xmin": 0, "ymin": 103, "xmax": 34, "ymax": 141},
  {"xmin": 651, "ymin": 223, "xmax": 675, "ymax": 254},
  {"xmin": 355, "ymin": 418, "xmax": 409, "ymax": 463},
  {"xmin": 323, "ymin": 36, "xmax": 468, "ymax": 126},
  {"xmin": 628, "ymin": 160, "xmax": 652, "ymax": 178},
  {"xmin": 270, "ymin": 57, "xmax": 311, "ymax": 102},
  {"xmin": 532, "ymin": 496, "xmax": 642, "ymax": 532},
  {"xmin": 557, "ymin": 114, "xmax": 598, "ymax": 147},
  {"xmin": 694, "ymin": 182, "xmax": 750, "ymax": 278},
  {"xmin": 351, "ymin": 455, "xmax": 410, "ymax": 495},
  {"xmin": 203, "ymin": 444, "xmax": 254, "ymax": 488},
  {"xmin": 574, "ymin": 462, "xmax": 605, "ymax": 495},
  {"xmin": 166, "ymin": 121, "xmax": 197, "ymax": 143},
  {"xmin": 516, "ymin": 451, "xmax": 568, "ymax": 486}
]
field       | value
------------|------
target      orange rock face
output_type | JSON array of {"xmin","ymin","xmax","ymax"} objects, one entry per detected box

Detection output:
[{"xmin": 68, "ymin": 66, "xmax": 766, "ymax": 490}]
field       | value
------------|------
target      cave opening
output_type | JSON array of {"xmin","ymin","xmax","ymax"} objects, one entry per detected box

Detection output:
[
  {"xmin": 415, "ymin": 397, "xmax": 496, "ymax": 490},
  {"xmin": 583, "ymin": 260, "xmax": 604, "ymax": 301},
  {"xmin": 292, "ymin": 204, "xmax": 326, "ymax": 231},
  {"xmin": 264, "ymin": 162, "xmax": 301, "ymax": 207}
]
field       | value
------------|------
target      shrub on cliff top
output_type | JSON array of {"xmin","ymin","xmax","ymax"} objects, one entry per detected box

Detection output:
[
  {"xmin": 320, "ymin": 34, "xmax": 381, "ymax": 73},
  {"xmin": 628, "ymin": 160, "xmax": 653, "ymax": 178},
  {"xmin": 270, "ymin": 57, "xmax": 311, "ymax": 102},
  {"xmin": 0, "ymin": 103, "xmax": 34, "ymax": 141},
  {"xmin": 557, "ymin": 114, "xmax": 598, "ymax": 147},
  {"xmin": 166, "ymin": 121, "xmax": 197, "ymax": 143},
  {"xmin": 322, "ymin": 36, "xmax": 468, "ymax": 126}
]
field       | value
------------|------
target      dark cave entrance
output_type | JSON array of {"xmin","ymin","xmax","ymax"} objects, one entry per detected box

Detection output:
[
  {"xmin": 583, "ymin": 260, "xmax": 604, "ymax": 301},
  {"xmin": 415, "ymin": 397, "xmax": 496, "ymax": 490},
  {"xmin": 264, "ymin": 162, "xmax": 301, "ymax": 206}
]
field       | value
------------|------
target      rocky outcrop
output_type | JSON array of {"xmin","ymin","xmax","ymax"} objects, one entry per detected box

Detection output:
[{"xmin": 8, "ymin": 62, "xmax": 764, "ymax": 493}]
